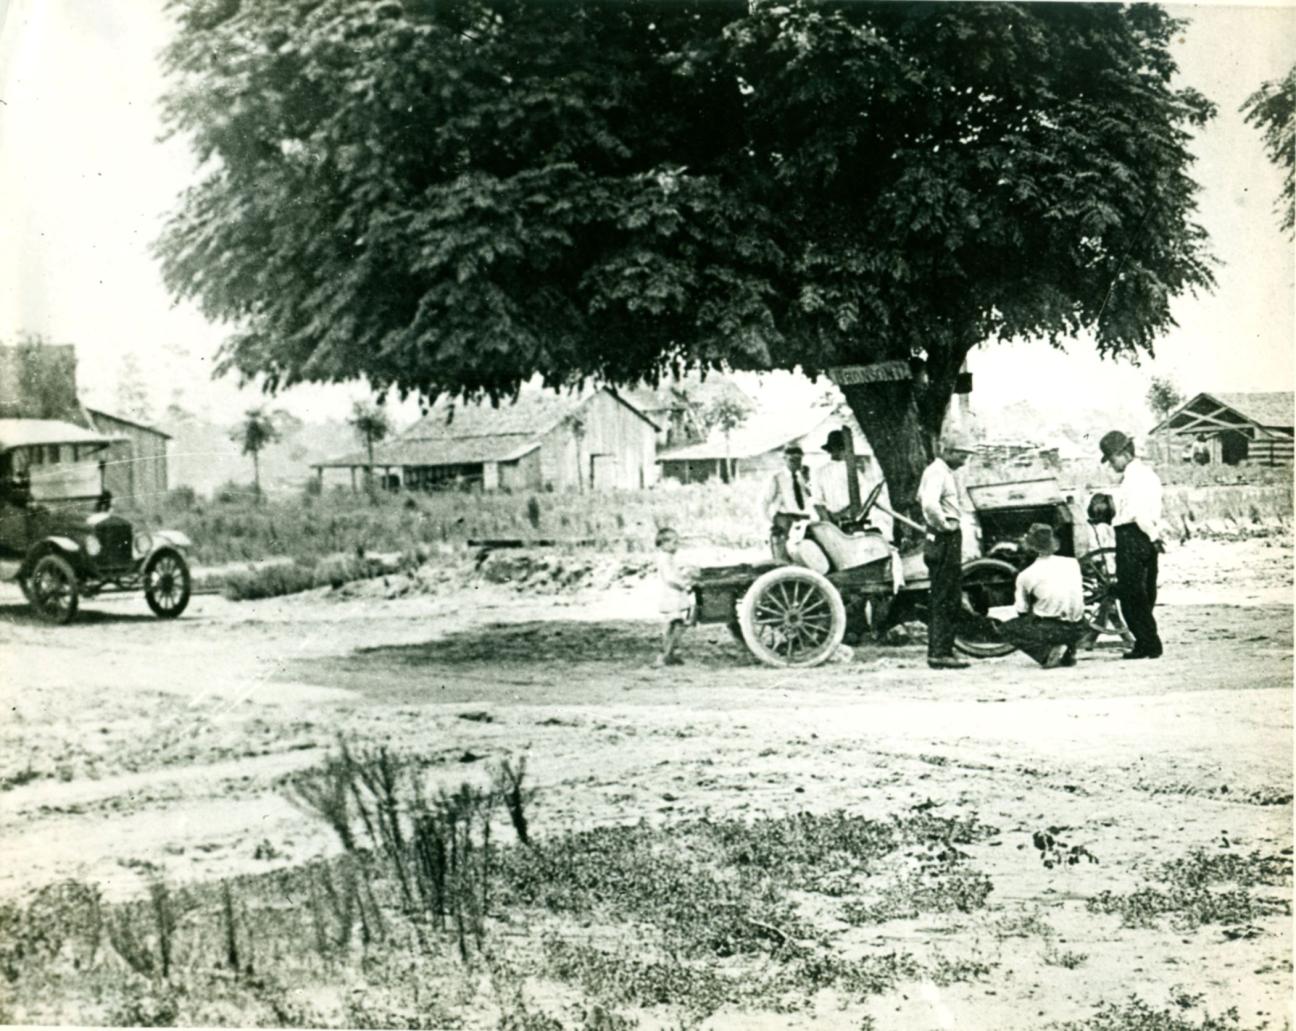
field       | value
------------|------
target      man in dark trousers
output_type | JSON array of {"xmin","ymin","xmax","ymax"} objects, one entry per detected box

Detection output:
[
  {"xmin": 1099, "ymin": 430, "xmax": 1165, "ymax": 659},
  {"xmin": 1000, "ymin": 524, "xmax": 1086, "ymax": 668},
  {"xmin": 918, "ymin": 428, "xmax": 976, "ymax": 670}
]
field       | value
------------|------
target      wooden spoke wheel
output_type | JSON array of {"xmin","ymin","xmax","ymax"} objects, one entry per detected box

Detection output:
[
  {"xmin": 738, "ymin": 566, "xmax": 846, "ymax": 668},
  {"xmin": 952, "ymin": 556, "xmax": 1018, "ymax": 658},
  {"xmin": 1078, "ymin": 547, "xmax": 1126, "ymax": 640},
  {"xmin": 144, "ymin": 550, "xmax": 191, "ymax": 619},
  {"xmin": 29, "ymin": 553, "xmax": 79, "ymax": 624}
]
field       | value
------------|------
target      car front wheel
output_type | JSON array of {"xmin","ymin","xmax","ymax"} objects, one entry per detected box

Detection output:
[
  {"xmin": 143, "ymin": 550, "xmax": 191, "ymax": 619},
  {"xmin": 29, "ymin": 553, "xmax": 79, "ymax": 624}
]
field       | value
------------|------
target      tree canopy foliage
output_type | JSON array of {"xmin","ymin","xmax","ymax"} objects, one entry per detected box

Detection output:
[
  {"xmin": 1242, "ymin": 65, "xmax": 1295, "ymax": 238},
  {"xmin": 158, "ymin": 0, "xmax": 1216, "ymax": 502}
]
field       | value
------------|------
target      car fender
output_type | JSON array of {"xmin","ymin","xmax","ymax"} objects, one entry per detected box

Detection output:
[
  {"xmin": 18, "ymin": 537, "xmax": 83, "ymax": 578},
  {"xmin": 151, "ymin": 530, "xmax": 192, "ymax": 551}
]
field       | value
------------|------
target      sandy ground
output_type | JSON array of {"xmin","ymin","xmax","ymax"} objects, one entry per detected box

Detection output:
[{"xmin": 0, "ymin": 534, "xmax": 1291, "ymax": 1029}]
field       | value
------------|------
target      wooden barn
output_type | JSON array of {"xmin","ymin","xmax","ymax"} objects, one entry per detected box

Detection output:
[
  {"xmin": 86, "ymin": 409, "xmax": 171, "ymax": 507},
  {"xmin": 1145, "ymin": 392, "xmax": 1294, "ymax": 466},
  {"xmin": 313, "ymin": 386, "xmax": 659, "ymax": 492},
  {"xmin": 0, "ymin": 343, "xmax": 170, "ymax": 506}
]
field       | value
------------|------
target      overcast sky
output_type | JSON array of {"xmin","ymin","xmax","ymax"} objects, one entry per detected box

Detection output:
[{"xmin": 0, "ymin": 0, "xmax": 1292, "ymax": 429}]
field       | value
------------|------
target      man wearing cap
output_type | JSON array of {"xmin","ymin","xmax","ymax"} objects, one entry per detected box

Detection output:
[
  {"xmin": 918, "ymin": 429, "xmax": 977, "ymax": 670},
  {"xmin": 760, "ymin": 441, "xmax": 815, "ymax": 561},
  {"xmin": 999, "ymin": 524, "xmax": 1086, "ymax": 668},
  {"xmin": 1099, "ymin": 430, "xmax": 1164, "ymax": 659},
  {"xmin": 812, "ymin": 429, "xmax": 894, "ymax": 539}
]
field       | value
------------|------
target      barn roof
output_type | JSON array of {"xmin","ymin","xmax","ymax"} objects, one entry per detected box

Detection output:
[
  {"xmin": 86, "ymin": 408, "xmax": 172, "ymax": 440},
  {"xmin": 313, "ymin": 383, "xmax": 654, "ymax": 469},
  {"xmin": 1210, "ymin": 392, "xmax": 1293, "ymax": 429},
  {"xmin": 1150, "ymin": 391, "xmax": 1294, "ymax": 435},
  {"xmin": 400, "ymin": 384, "xmax": 656, "ymax": 441}
]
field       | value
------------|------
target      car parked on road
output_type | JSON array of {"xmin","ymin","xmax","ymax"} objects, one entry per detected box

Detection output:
[{"xmin": 0, "ymin": 419, "xmax": 192, "ymax": 624}]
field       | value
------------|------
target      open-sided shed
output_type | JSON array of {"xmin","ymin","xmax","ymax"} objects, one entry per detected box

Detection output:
[{"xmin": 1146, "ymin": 392, "xmax": 1293, "ymax": 466}]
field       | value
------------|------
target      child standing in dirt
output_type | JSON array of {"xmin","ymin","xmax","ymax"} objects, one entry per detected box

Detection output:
[{"xmin": 654, "ymin": 527, "xmax": 695, "ymax": 667}]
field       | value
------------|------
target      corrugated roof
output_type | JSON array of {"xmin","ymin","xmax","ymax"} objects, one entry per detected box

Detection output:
[
  {"xmin": 87, "ymin": 408, "xmax": 172, "ymax": 440},
  {"xmin": 0, "ymin": 419, "xmax": 122, "ymax": 450},
  {"xmin": 1211, "ymin": 392, "xmax": 1293, "ymax": 429},
  {"xmin": 401, "ymin": 384, "xmax": 655, "ymax": 442},
  {"xmin": 313, "ymin": 437, "xmax": 540, "ymax": 469}
]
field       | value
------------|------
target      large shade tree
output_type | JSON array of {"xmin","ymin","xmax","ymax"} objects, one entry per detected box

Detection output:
[{"xmin": 158, "ymin": 0, "xmax": 1215, "ymax": 508}]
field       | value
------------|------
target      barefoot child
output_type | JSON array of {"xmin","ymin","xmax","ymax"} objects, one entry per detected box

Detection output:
[
  {"xmin": 1080, "ymin": 492, "xmax": 1136, "ymax": 650},
  {"xmin": 654, "ymin": 527, "xmax": 695, "ymax": 667}
]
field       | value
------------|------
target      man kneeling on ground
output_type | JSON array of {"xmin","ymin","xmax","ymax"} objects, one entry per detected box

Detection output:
[{"xmin": 1000, "ymin": 524, "xmax": 1086, "ymax": 669}]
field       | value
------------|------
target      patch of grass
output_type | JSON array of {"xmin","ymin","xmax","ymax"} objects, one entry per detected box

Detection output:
[
  {"xmin": 1086, "ymin": 885, "xmax": 1289, "ymax": 930},
  {"xmin": 1087, "ymin": 848, "xmax": 1293, "ymax": 930},
  {"xmin": 1157, "ymin": 848, "xmax": 1292, "ymax": 890},
  {"xmin": 1051, "ymin": 994, "xmax": 1263, "ymax": 1031},
  {"xmin": 0, "ymin": 765, "xmax": 40, "ymax": 791},
  {"xmin": 1043, "ymin": 943, "xmax": 1089, "ymax": 969},
  {"xmin": 928, "ymin": 952, "xmax": 997, "ymax": 986}
]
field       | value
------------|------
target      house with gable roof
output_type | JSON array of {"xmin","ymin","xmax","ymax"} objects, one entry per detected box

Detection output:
[
  {"xmin": 1145, "ymin": 391, "xmax": 1293, "ymax": 466},
  {"xmin": 312, "ymin": 384, "xmax": 659, "ymax": 492}
]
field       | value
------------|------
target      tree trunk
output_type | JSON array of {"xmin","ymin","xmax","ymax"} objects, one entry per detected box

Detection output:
[
  {"xmin": 724, "ymin": 431, "xmax": 732, "ymax": 484},
  {"xmin": 839, "ymin": 344, "xmax": 970, "ymax": 531},
  {"xmin": 252, "ymin": 451, "xmax": 261, "ymax": 500}
]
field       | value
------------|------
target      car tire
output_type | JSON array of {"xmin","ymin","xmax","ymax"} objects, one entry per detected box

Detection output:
[
  {"xmin": 143, "ymin": 550, "xmax": 191, "ymax": 619},
  {"xmin": 29, "ymin": 553, "xmax": 79, "ymax": 625}
]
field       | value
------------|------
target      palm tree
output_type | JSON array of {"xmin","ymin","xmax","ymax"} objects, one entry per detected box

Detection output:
[
  {"xmin": 348, "ymin": 400, "xmax": 392, "ymax": 497},
  {"xmin": 230, "ymin": 407, "xmax": 281, "ymax": 499},
  {"xmin": 705, "ymin": 396, "xmax": 752, "ymax": 483},
  {"xmin": 561, "ymin": 410, "xmax": 587, "ymax": 492}
]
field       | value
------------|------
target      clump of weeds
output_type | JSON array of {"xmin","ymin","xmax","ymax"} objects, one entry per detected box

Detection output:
[
  {"xmin": 1050, "ymin": 992, "xmax": 1264, "ymax": 1031},
  {"xmin": 1086, "ymin": 846, "xmax": 1291, "ymax": 931}
]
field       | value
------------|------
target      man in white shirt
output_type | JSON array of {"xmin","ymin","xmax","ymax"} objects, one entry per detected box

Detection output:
[
  {"xmin": 999, "ymin": 524, "xmax": 1086, "ymax": 668},
  {"xmin": 918, "ymin": 428, "xmax": 977, "ymax": 669},
  {"xmin": 1100, "ymin": 430, "xmax": 1164, "ymax": 659},
  {"xmin": 760, "ymin": 442, "xmax": 814, "ymax": 561},
  {"xmin": 811, "ymin": 429, "xmax": 894, "ymax": 539}
]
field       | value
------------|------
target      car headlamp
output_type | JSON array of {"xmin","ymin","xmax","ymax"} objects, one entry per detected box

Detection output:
[
  {"xmin": 133, "ymin": 531, "xmax": 153, "ymax": 558},
  {"xmin": 85, "ymin": 534, "xmax": 102, "ymax": 557}
]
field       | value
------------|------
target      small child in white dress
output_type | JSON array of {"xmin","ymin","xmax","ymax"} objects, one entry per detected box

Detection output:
[{"xmin": 654, "ymin": 527, "xmax": 695, "ymax": 667}]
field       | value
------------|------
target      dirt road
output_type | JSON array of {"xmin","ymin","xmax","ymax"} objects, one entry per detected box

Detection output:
[{"xmin": 0, "ymin": 534, "xmax": 1291, "ymax": 1028}]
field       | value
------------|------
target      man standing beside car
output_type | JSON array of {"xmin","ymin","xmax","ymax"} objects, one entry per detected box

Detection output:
[
  {"xmin": 760, "ymin": 441, "xmax": 815, "ymax": 561},
  {"xmin": 1099, "ymin": 430, "xmax": 1164, "ymax": 660},
  {"xmin": 918, "ymin": 429, "xmax": 977, "ymax": 670}
]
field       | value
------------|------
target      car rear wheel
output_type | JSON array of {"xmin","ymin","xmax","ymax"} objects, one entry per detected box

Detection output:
[
  {"xmin": 29, "ymin": 553, "xmax": 79, "ymax": 624},
  {"xmin": 144, "ymin": 550, "xmax": 191, "ymax": 619}
]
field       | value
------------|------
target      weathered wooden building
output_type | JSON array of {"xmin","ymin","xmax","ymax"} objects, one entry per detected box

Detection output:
[
  {"xmin": 0, "ymin": 343, "xmax": 170, "ymax": 506},
  {"xmin": 86, "ymin": 409, "xmax": 171, "ymax": 506},
  {"xmin": 314, "ymin": 386, "xmax": 659, "ymax": 492},
  {"xmin": 1146, "ymin": 392, "xmax": 1294, "ymax": 466}
]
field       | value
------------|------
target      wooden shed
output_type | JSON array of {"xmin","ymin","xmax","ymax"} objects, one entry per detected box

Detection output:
[
  {"xmin": 86, "ymin": 409, "xmax": 171, "ymax": 506},
  {"xmin": 313, "ymin": 386, "xmax": 659, "ymax": 492},
  {"xmin": 1145, "ymin": 392, "xmax": 1293, "ymax": 466}
]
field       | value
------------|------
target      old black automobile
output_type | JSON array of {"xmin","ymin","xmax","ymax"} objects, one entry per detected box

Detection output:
[{"xmin": 0, "ymin": 420, "xmax": 192, "ymax": 624}]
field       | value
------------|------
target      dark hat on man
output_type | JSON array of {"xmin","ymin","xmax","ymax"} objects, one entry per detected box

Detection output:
[
  {"xmin": 822, "ymin": 429, "xmax": 846, "ymax": 452},
  {"xmin": 1023, "ymin": 523, "xmax": 1059, "ymax": 555},
  {"xmin": 783, "ymin": 441, "xmax": 804, "ymax": 455},
  {"xmin": 1099, "ymin": 430, "xmax": 1133, "ymax": 463}
]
